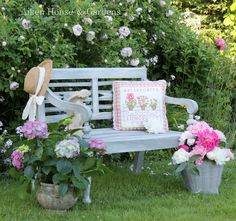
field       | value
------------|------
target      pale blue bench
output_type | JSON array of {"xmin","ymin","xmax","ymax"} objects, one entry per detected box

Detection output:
[{"xmin": 37, "ymin": 67, "xmax": 198, "ymax": 203}]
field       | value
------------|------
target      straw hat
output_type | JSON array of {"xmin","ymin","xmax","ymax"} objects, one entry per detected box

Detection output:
[{"xmin": 24, "ymin": 59, "xmax": 53, "ymax": 96}]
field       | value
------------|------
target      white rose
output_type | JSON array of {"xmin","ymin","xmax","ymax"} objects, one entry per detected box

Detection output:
[
  {"xmin": 207, "ymin": 147, "xmax": 230, "ymax": 165},
  {"xmin": 72, "ymin": 24, "xmax": 83, "ymax": 36},
  {"xmin": 172, "ymin": 148, "xmax": 190, "ymax": 165}
]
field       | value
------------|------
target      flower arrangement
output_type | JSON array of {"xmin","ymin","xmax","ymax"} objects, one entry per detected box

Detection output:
[
  {"xmin": 172, "ymin": 120, "xmax": 234, "ymax": 175},
  {"xmin": 126, "ymin": 93, "xmax": 137, "ymax": 111},
  {"xmin": 9, "ymin": 118, "xmax": 107, "ymax": 197}
]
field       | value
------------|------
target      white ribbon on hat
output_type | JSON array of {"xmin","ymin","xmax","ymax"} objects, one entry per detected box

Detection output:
[{"xmin": 22, "ymin": 67, "xmax": 46, "ymax": 121}]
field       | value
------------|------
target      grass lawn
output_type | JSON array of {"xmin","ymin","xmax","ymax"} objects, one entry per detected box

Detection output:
[{"xmin": 0, "ymin": 159, "xmax": 236, "ymax": 221}]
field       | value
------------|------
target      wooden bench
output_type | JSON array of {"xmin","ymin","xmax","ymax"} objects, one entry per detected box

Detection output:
[{"xmin": 37, "ymin": 67, "xmax": 198, "ymax": 203}]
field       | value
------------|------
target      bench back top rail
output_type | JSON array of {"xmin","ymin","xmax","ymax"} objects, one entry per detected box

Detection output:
[{"xmin": 43, "ymin": 67, "xmax": 148, "ymax": 123}]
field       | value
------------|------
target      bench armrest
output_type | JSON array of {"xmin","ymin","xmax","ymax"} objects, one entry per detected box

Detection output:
[
  {"xmin": 165, "ymin": 96, "xmax": 198, "ymax": 119},
  {"xmin": 46, "ymin": 88, "xmax": 92, "ymax": 122}
]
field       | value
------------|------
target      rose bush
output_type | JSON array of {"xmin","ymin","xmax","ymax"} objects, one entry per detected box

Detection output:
[{"xmin": 0, "ymin": 0, "xmax": 235, "ymax": 147}]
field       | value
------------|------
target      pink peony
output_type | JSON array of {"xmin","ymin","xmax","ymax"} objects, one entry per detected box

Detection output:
[
  {"xmin": 11, "ymin": 151, "xmax": 24, "ymax": 169},
  {"xmin": 215, "ymin": 38, "xmax": 226, "ymax": 51},
  {"xmin": 89, "ymin": 139, "xmax": 107, "ymax": 150},
  {"xmin": 195, "ymin": 129, "xmax": 219, "ymax": 152},
  {"xmin": 187, "ymin": 121, "xmax": 211, "ymax": 135},
  {"xmin": 22, "ymin": 120, "xmax": 48, "ymax": 139},
  {"xmin": 179, "ymin": 145, "xmax": 189, "ymax": 151},
  {"xmin": 190, "ymin": 145, "xmax": 207, "ymax": 165}
]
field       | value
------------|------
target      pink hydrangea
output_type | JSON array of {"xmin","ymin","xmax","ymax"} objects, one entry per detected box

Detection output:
[
  {"xmin": 22, "ymin": 120, "xmax": 48, "ymax": 139},
  {"xmin": 89, "ymin": 139, "xmax": 107, "ymax": 150},
  {"xmin": 215, "ymin": 38, "xmax": 226, "ymax": 51},
  {"xmin": 11, "ymin": 151, "xmax": 24, "ymax": 169},
  {"xmin": 195, "ymin": 129, "xmax": 219, "ymax": 152}
]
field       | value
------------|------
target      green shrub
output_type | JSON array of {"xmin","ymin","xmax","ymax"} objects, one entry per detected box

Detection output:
[{"xmin": 0, "ymin": 0, "xmax": 235, "ymax": 148}]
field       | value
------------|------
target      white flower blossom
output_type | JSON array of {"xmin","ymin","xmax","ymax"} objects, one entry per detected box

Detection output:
[
  {"xmin": 136, "ymin": 7, "xmax": 143, "ymax": 15},
  {"xmin": 127, "ymin": 0, "xmax": 135, "ymax": 3},
  {"xmin": 187, "ymin": 138, "xmax": 195, "ymax": 146},
  {"xmin": 0, "ymin": 96, "xmax": 4, "ymax": 103},
  {"xmin": 129, "ymin": 16, "xmax": 135, "ymax": 21},
  {"xmin": 119, "ymin": 26, "xmax": 130, "ymax": 37},
  {"xmin": 19, "ymin": 35, "xmax": 25, "ymax": 40},
  {"xmin": 22, "ymin": 19, "xmax": 31, "ymax": 29},
  {"xmin": 0, "ymin": 121, "xmax": 3, "ymax": 128},
  {"xmin": 83, "ymin": 17, "xmax": 93, "ymax": 25},
  {"xmin": 166, "ymin": 10, "xmax": 174, "ymax": 17},
  {"xmin": 160, "ymin": 0, "xmax": 166, "ymax": 7},
  {"xmin": 149, "ymin": 55, "xmax": 159, "ymax": 65},
  {"xmin": 2, "ymin": 41, "xmax": 7, "ymax": 47},
  {"xmin": 64, "ymin": 23, "xmax": 68, "ymax": 27},
  {"xmin": 86, "ymin": 31, "xmax": 95, "ymax": 42},
  {"xmin": 177, "ymin": 124, "xmax": 185, "ymax": 130},
  {"xmin": 172, "ymin": 148, "xmax": 190, "ymax": 165},
  {"xmin": 179, "ymin": 131, "xmax": 194, "ymax": 145},
  {"xmin": 130, "ymin": 58, "xmax": 140, "ymax": 67},
  {"xmin": 207, "ymin": 147, "xmax": 234, "ymax": 165},
  {"xmin": 214, "ymin": 130, "xmax": 226, "ymax": 142},
  {"xmin": 5, "ymin": 139, "xmax": 13, "ymax": 148},
  {"xmin": 170, "ymin": 75, "xmax": 176, "ymax": 80},
  {"xmin": 10, "ymin": 82, "xmax": 19, "ymax": 90},
  {"xmin": 72, "ymin": 24, "xmax": 83, "ymax": 36},
  {"xmin": 194, "ymin": 115, "xmax": 201, "ymax": 120},
  {"xmin": 120, "ymin": 47, "xmax": 132, "ymax": 57},
  {"xmin": 105, "ymin": 16, "xmax": 113, "ymax": 22}
]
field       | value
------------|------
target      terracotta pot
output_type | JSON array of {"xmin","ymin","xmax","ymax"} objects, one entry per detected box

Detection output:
[
  {"xmin": 181, "ymin": 160, "xmax": 224, "ymax": 194},
  {"xmin": 127, "ymin": 106, "xmax": 134, "ymax": 111},
  {"xmin": 36, "ymin": 183, "xmax": 78, "ymax": 211}
]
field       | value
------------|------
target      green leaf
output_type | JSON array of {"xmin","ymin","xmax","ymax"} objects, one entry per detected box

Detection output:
[
  {"xmin": 59, "ymin": 183, "xmax": 68, "ymax": 196},
  {"xmin": 230, "ymin": 2, "xmax": 236, "ymax": 11},
  {"xmin": 24, "ymin": 166, "xmax": 34, "ymax": 179},
  {"xmin": 71, "ymin": 177, "xmax": 86, "ymax": 190},
  {"xmin": 175, "ymin": 162, "xmax": 187, "ymax": 175},
  {"xmin": 52, "ymin": 173, "xmax": 67, "ymax": 184},
  {"xmin": 44, "ymin": 159, "xmax": 57, "ymax": 166},
  {"xmin": 9, "ymin": 168, "xmax": 21, "ymax": 179},
  {"xmin": 56, "ymin": 159, "xmax": 73, "ymax": 175},
  {"xmin": 189, "ymin": 154, "xmax": 201, "ymax": 163},
  {"xmin": 35, "ymin": 146, "xmax": 43, "ymax": 159},
  {"xmin": 72, "ymin": 163, "xmax": 81, "ymax": 180},
  {"xmin": 82, "ymin": 158, "xmax": 96, "ymax": 171},
  {"xmin": 42, "ymin": 167, "xmax": 51, "ymax": 175}
]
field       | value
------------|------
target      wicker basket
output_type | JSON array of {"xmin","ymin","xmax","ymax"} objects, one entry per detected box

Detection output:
[{"xmin": 181, "ymin": 160, "xmax": 224, "ymax": 194}]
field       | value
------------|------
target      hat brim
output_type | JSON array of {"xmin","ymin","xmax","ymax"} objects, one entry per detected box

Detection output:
[
  {"xmin": 24, "ymin": 59, "xmax": 53, "ymax": 96},
  {"xmin": 37, "ymin": 59, "xmax": 53, "ymax": 96}
]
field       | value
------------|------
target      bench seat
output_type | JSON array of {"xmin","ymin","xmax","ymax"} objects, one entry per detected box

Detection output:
[{"xmin": 88, "ymin": 128, "xmax": 182, "ymax": 154}]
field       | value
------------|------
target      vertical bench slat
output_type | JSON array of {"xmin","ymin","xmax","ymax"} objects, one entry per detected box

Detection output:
[{"xmin": 92, "ymin": 78, "xmax": 99, "ymax": 114}]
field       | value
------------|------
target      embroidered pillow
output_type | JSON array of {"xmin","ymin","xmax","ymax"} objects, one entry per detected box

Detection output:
[{"xmin": 113, "ymin": 80, "xmax": 168, "ymax": 132}]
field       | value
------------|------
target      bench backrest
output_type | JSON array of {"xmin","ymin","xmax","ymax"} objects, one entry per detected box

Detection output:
[{"xmin": 44, "ymin": 67, "xmax": 148, "ymax": 123}]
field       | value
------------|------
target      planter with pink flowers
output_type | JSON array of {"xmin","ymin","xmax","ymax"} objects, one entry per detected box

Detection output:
[{"xmin": 172, "ymin": 120, "xmax": 234, "ymax": 194}]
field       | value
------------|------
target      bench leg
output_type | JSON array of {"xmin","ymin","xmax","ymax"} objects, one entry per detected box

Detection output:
[
  {"xmin": 83, "ymin": 177, "xmax": 92, "ymax": 204},
  {"xmin": 133, "ymin": 151, "xmax": 145, "ymax": 174}
]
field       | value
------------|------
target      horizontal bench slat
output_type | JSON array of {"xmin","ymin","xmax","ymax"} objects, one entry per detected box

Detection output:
[
  {"xmin": 49, "ymin": 82, "xmax": 92, "ymax": 87},
  {"xmin": 51, "ymin": 67, "xmax": 147, "ymax": 80}
]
